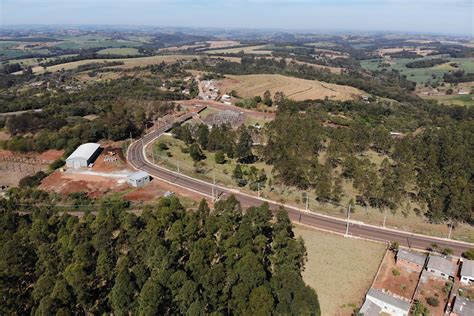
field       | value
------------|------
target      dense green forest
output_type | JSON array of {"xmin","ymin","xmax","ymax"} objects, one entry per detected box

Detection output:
[
  {"xmin": 0, "ymin": 194, "xmax": 319, "ymax": 315},
  {"xmin": 405, "ymin": 58, "xmax": 449, "ymax": 69},
  {"xmin": 263, "ymin": 98, "xmax": 473, "ymax": 224}
]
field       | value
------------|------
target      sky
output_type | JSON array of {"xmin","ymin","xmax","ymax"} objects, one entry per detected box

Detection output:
[{"xmin": 0, "ymin": 0, "xmax": 472, "ymax": 36}]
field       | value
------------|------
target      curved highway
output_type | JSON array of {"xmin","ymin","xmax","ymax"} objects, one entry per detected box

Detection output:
[{"xmin": 127, "ymin": 116, "xmax": 473, "ymax": 256}]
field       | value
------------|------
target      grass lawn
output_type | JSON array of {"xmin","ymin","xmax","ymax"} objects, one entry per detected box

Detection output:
[
  {"xmin": 97, "ymin": 47, "xmax": 141, "ymax": 56},
  {"xmin": 149, "ymin": 135, "xmax": 474, "ymax": 243},
  {"xmin": 423, "ymin": 94, "xmax": 474, "ymax": 106},
  {"xmin": 294, "ymin": 225, "xmax": 386, "ymax": 316},
  {"xmin": 361, "ymin": 56, "xmax": 474, "ymax": 85}
]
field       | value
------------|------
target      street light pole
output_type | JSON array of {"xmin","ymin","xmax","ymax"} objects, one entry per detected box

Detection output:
[
  {"xmin": 305, "ymin": 192, "xmax": 309, "ymax": 211},
  {"xmin": 345, "ymin": 204, "xmax": 351, "ymax": 237}
]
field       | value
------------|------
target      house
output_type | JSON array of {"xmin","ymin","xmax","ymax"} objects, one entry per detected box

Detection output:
[
  {"xmin": 425, "ymin": 255, "xmax": 456, "ymax": 280},
  {"xmin": 359, "ymin": 288, "xmax": 411, "ymax": 316},
  {"xmin": 66, "ymin": 143, "xmax": 101, "ymax": 169},
  {"xmin": 460, "ymin": 259, "xmax": 474, "ymax": 285},
  {"xmin": 396, "ymin": 249, "xmax": 427, "ymax": 273},
  {"xmin": 127, "ymin": 171, "xmax": 150, "ymax": 188},
  {"xmin": 450, "ymin": 296, "xmax": 474, "ymax": 316}
]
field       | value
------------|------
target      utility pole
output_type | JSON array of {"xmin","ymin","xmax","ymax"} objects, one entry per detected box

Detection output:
[
  {"xmin": 212, "ymin": 172, "xmax": 216, "ymax": 200},
  {"xmin": 257, "ymin": 182, "xmax": 260, "ymax": 198},
  {"xmin": 129, "ymin": 132, "xmax": 133, "ymax": 144},
  {"xmin": 152, "ymin": 150, "xmax": 155, "ymax": 164},
  {"xmin": 448, "ymin": 222, "xmax": 453, "ymax": 239},
  {"xmin": 383, "ymin": 208, "xmax": 387, "ymax": 227},
  {"xmin": 177, "ymin": 161, "xmax": 180, "ymax": 174},
  {"xmin": 305, "ymin": 192, "xmax": 309, "ymax": 211},
  {"xmin": 345, "ymin": 204, "xmax": 351, "ymax": 237}
]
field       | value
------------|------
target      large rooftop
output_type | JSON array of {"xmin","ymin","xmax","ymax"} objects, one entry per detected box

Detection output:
[
  {"xmin": 66, "ymin": 143, "xmax": 101, "ymax": 161},
  {"xmin": 397, "ymin": 249, "xmax": 427, "ymax": 266}
]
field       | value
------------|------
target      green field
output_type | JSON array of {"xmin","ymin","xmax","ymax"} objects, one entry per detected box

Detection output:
[
  {"xmin": 361, "ymin": 56, "xmax": 474, "ymax": 84},
  {"xmin": 423, "ymin": 94, "xmax": 474, "ymax": 106},
  {"xmin": 97, "ymin": 47, "xmax": 141, "ymax": 56}
]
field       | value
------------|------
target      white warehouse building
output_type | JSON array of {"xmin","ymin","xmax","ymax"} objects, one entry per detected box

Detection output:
[
  {"xmin": 127, "ymin": 171, "xmax": 150, "ymax": 188},
  {"xmin": 66, "ymin": 143, "xmax": 101, "ymax": 169}
]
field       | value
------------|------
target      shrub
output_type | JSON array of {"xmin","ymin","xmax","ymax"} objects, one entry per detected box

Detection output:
[
  {"xmin": 158, "ymin": 142, "xmax": 169, "ymax": 151},
  {"xmin": 19, "ymin": 171, "xmax": 47, "ymax": 188},
  {"xmin": 462, "ymin": 249, "xmax": 474, "ymax": 260},
  {"xmin": 214, "ymin": 150, "xmax": 225, "ymax": 164},
  {"xmin": 392, "ymin": 268, "xmax": 400, "ymax": 277},
  {"xmin": 426, "ymin": 296, "xmax": 439, "ymax": 307},
  {"xmin": 50, "ymin": 158, "xmax": 65, "ymax": 170}
]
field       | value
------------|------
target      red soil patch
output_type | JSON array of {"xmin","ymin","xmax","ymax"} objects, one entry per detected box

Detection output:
[
  {"xmin": 373, "ymin": 252, "xmax": 419, "ymax": 300},
  {"xmin": 415, "ymin": 277, "xmax": 450, "ymax": 315},
  {"xmin": 38, "ymin": 150, "xmax": 64, "ymax": 163},
  {"xmin": 92, "ymin": 147, "xmax": 128, "ymax": 172},
  {"xmin": 40, "ymin": 170, "xmax": 127, "ymax": 198}
]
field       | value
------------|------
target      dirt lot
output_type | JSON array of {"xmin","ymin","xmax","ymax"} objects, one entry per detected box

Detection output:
[
  {"xmin": 415, "ymin": 276, "xmax": 451, "ymax": 315},
  {"xmin": 373, "ymin": 252, "xmax": 420, "ymax": 300},
  {"xmin": 0, "ymin": 149, "xmax": 63, "ymax": 187},
  {"xmin": 219, "ymin": 74, "xmax": 364, "ymax": 101},
  {"xmin": 294, "ymin": 225, "xmax": 386, "ymax": 316}
]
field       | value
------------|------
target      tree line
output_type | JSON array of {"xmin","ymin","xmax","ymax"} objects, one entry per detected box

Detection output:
[{"xmin": 0, "ymin": 194, "xmax": 320, "ymax": 315}]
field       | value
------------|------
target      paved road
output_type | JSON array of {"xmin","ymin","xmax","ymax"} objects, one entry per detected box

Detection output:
[{"xmin": 127, "ymin": 117, "xmax": 473, "ymax": 256}]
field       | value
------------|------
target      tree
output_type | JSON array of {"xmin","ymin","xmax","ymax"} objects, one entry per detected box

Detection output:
[
  {"xmin": 236, "ymin": 127, "xmax": 253, "ymax": 163},
  {"xmin": 263, "ymin": 90, "xmax": 273, "ymax": 106},
  {"xmin": 189, "ymin": 143, "xmax": 205, "ymax": 162},
  {"xmin": 109, "ymin": 259, "xmax": 136, "ymax": 315},
  {"xmin": 462, "ymin": 249, "xmax": 474, "ymax": 260},
  {"xmin": 196, "ymin": 124, "xmax": 209, "ymax": 150},
  {"xmin": 214, "ymin": 150, "xmax": 225, "ymax": 164}
]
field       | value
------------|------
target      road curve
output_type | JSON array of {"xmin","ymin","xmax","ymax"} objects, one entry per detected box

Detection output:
[{"xmin": 127, "ymin": 117, "xmax": 473, "ymax": 256}]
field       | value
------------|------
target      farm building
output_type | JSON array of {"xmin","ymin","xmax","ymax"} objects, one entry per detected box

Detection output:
[
  {"xmin": 127, "ymin": 171, "xmax": 150, "ymax": 188},
  {"xmin": 66, "ymin": 143, "xmax": 101, "ymax": 169},
  {"xmin": 425, "ymin": 255, "xmax": 456, "ymax": 280},
  {"xmin": 460, "ymin": 259, "xmax": 474, "ymax": 285},
  {"xmin": 396, "ymin": 249, "xmax": 426, "ymax": 273},
  {"xmin": 450, "ymin": 296, "xmax": 474, "ymax": 316},
  {"xmin": 359, "ymin": 288, "xmax": 411, "ymax": 316}
]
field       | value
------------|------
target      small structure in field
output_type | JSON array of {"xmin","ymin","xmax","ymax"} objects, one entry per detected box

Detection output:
[
  {"xmin": 396, "ymin": 249, "xmax": 427, "ymax": 273},
  {"xmin": 425, "ymin": 255, "xmax": 456, "ymax": 280},
  {"xmin": 460, "ymin": 259, "xmax": 474, "ymax": 286},
  {"xmin": 127, "ymin": 171, "xmax": 150, "ymax": 188},
  {"xmin": 450, "ymin": 296, "xmax": 474, "ymax": 316},
  {"xmin": 66, "ymin": 143, "xmax": 101, "ymax": 169},
  {"xmin": 359, "ymin": 288, "xmax": 411, "ymax": 316}
]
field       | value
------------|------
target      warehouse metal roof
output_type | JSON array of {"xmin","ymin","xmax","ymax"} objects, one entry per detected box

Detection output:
[{"xmin": 66, "ymin": 143, "xmax": 101, "ymax": 161}]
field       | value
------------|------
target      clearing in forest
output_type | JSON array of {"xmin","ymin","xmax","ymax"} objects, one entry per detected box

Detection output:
[
  {"xmin": 220, "ymin": 74, "xmax": 364, "ymax": 101},
  {"xmin": 294, "ymin": 226, "xmax": 386, "ymax": 316}
]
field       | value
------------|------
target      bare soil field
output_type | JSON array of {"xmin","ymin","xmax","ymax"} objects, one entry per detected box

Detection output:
[
  {"xmin": 415, "ymin": 277, "xmax": 450, "ymax": 315},
  {"xmin": 0, "ymin": 130, "xmax": 11, "ymax": 141},
  {"xmin": 219, "ymin": 74, "xmax": 364, "ymax": 101},
  {"xmin": 294, "ymin": 225, "xmax": 386, "ymax": 316},
  {"xmin": 373, "ymin": 252, "xmax": 419, "ymax": 300}
]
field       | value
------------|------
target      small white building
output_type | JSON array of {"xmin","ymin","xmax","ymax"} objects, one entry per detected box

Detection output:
[
  {"xmin": 425, "ymin": 255, "xmax": 456, "ymax": 280},
  {"xmin": 460, "ymin": 259, "xmax": 474, "ymax": 286},
  {"xmin": 360, "ymin": 288, "xmax": 411, "ymax": 316},
  {"xmin": 127, "ymin": 171, "xmax": 150, "ymax": 188},
  {"xmin": 66, "ymin": 143, "xmax": 101, "ymax": 169}
]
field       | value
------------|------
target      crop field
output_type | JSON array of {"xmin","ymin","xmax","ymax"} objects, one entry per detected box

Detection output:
[
  {"xmin": 29, "ymin": 55, "xmax": 202, "ymax": 73},
  {"xmin": 27, "ymin": 55, "xmax": 241, "ymax": 74},
  {"xmin": 52, "ymin": 35, "xmax": 143, "ymax": 49},
  {"xmin": 220, "ymin": 74, "xmax": 364, "ymax": 101},
  {"xmin": 205, "ymin": 45, "xmax": 272, "ymax": 55},
  {"xmin": 361, "ymin": 56, "xmax": 474, "ymax": 84},
  {"xmin": 294, "ymin": 225, "xmax": 386, "ymax": 316},
  {"xmin": 97, "ymin": 47, "xmax": 141, "ymax": 55},
  {"xmin": 206, "ymin": 40, "xmax": 241, "ymax": 49},
  {"xmin": 423, "ymin": 93, "xmax": 474, "ymax": 106}
]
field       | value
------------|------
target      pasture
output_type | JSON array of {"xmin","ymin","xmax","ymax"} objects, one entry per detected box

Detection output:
[
  {"xmin": 220, "ymin": 74, "xmax": 364, "ymax": 101},
  {"xmin": 294, "ymin": 225, "xmax": 386, "ymax": 316},
  {"xmin": 361, "ymin": 56, "xmax": 474, "ymax": 84},
  {"xmin": 97, "ymin": 47, "xmax": 141, "ymax": 56},
  {"xmin": 205, "ymin": 45, "xmax": 272, "ymax": 55}
]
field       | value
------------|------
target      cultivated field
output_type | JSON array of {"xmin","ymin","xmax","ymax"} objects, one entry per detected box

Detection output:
[
  {"xmin": 205, "ymin": 45, "xmax": 272, "ymax": 55},
  {"xmin": 220, "ymin": 74, "xmax": 364, "ymax": 101},
  {"xmin": 27, "ymin": 55, "xmax": 241, "ymax": 74},
  {"xmin": 206, "ymin": 40, "xmax": 240, "ymax": 49},
  {"xmin": 97, "ymin": 47, "xmax": 141, "ymax": 55},
  {"xmin": 294, "ymin": 225, "xmax": 386, "ymax": 316}
]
